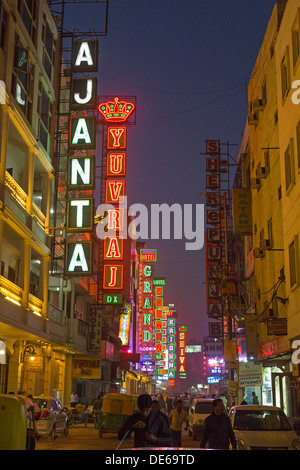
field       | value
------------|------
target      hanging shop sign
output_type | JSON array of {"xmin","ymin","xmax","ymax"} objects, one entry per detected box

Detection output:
[
  {"xmin": 232, "ymin": 188, "xmax": 252, "ymax": 235},
  {"xmin": 179, "ymin": 326, "xmax": 187, "ymax": 379},
  {"xmin": 88, "ymin": 304, "xmax": 102, "ymax": 353},
  {"xmin": 204, "ymin": 141, "xmax": 223, "ymax": 320},
  {"xmin": 65, "ymin": 38, "xmax": 98, "ymax": 276}
]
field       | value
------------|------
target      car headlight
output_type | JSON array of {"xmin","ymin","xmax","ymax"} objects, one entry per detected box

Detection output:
[
  {"xmin": 236, "ymin": 438, "xmax": 248, "ymax": 450},
  {"xmin": 292, "ymin": 439, "xmax": 300, "ymax": 450}
]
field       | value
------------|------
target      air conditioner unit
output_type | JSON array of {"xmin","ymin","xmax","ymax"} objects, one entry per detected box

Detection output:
[
  {"xmin": 256, "ymin": 166, "xmax": 267, "ymax": 179},
  {"xmin": 260, "ymin": 239, "xmax": 274, "ymax": 250},
  {"xmin": 248, "ymin": 113, "xmax": 259, "ymax": 125},
  {"xmin": 251, "ymin": 178, "xmax": 261, "ymax": 189},
  {"xmin": 253, "ymin": 98, "xmax": 266, "ymax": 111},
  {"xmin": 253, "ymin": 247, "xmax": 265, "ymax": 258}
]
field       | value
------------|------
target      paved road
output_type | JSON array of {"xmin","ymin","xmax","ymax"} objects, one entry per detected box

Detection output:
[{"xmin": 35, "ymin": 423, "xmax": 201, "ymax": 451}]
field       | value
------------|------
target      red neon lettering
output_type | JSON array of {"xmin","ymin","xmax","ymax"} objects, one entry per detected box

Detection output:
[
  {"xmin": 108, "ymin": 127, "xmax": 125, "ymax": 147},
  {"xmin": 105, "ymin": 237, "xmax": 122, "ymax": 259},
  {"xmin": 106, "ymin": 180, "xmax": 125, "ymax": 203},
  {"xmin": 107, "ymin": 209, "xmax": 122, "ymax": 230},
  {"xmin": 108, "ymin": 266, "xmax": 117, "ymax": 287},
  {"xmin": 107, "ymin": 154, "xmax": 125, "ymax": 175}
]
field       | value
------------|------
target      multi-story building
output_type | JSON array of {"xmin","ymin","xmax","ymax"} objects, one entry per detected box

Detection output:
[
  {"xmin": 232, "ymin": 0, "xmax": 300, "ymax": 416},
  {"xmin": 274, "ymin": 0, "xmax": 300, "ymax": 415},
  {"xmin": 0, "ymin": 0, "xmax": 105, "ymax": 406}
]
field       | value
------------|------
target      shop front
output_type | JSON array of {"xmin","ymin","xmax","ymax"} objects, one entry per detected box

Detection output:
[{"xmin": 257, "ymin": 336, "xmax": 293, "ymax": 416}]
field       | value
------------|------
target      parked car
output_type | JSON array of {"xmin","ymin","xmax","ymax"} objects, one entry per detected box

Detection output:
[
  {"xmin": 229, "ymin": 405, "xmax": 300, "ymax": 450},
  {"xmin": 188, "ymin": 398, "xmax": 214, "ymax": 440},
  {"xmin": 33, "ymin": 397, "xmax": 69, "ymax": 440}
]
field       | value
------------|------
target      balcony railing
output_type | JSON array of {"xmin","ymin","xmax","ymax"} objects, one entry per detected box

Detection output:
[
  {"xmin": 0, "ymin": 275, "xmax": 23, "ymax": 305},
  {"xmin": 5, "ymin": 170, "xmax": 27, "ymax": 210},
  {"xmin": 32, "ymin": 203, "xmax": 46, "ymax": 231},
  {"xmin": 28, "ymin": 293, "xmax": 43, "ymax": 315},
  {"xmin": 5, "ymin": 171, "xmax": 47, "ymax": 231}
]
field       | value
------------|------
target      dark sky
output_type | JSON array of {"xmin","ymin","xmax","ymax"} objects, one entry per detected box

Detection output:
[{"xmin": 64, "ymin": 0, "xmax": 279, "ymax": 341}]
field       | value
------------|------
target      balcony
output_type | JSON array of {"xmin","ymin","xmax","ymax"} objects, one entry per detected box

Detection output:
[
  {"xmin": 5, "ymin": 171, "xmax": 47, "ymax": 232},
  {"xmin": 0, "ymin": 275, "xmax": 23, "ymax": 305},
  {"xmin": 5, "ymin": 170, "xmax": 27, "ymax": 210},
  {"xmin": 28, "ymin": 293, "xmax": 43, "ymax": 316}
]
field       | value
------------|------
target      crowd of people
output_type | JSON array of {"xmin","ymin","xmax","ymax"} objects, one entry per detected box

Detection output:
[{"xmin": 117, "ymin": 393, "xmax": 237, "ymax": 450}]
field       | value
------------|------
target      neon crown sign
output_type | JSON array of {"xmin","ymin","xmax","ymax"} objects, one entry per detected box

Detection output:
[{"xmin": 98, "ymin": 97, "xmax": 135, "ymax": 122}]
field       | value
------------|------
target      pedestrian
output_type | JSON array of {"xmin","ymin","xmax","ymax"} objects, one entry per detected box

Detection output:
[
  {"xmin": 93, "ymin": 395, "xmax": 103, "ymax": 428},
  {"xmin": 169, "ymin": 399, "xmax": 189, "ymax": 447},
  {"xmin": 117, "ymin": 394, "xmax": 152, "ymax": 448},
  {"xmin": 158, "ymin": 393, "xmax": 165, "ymax": 412},
  {"xmin": 70, "ymin": 391, "xmax": 78, "ymax": 408},
  {"xmin": 25, "ymin": 394, "xmax": 36, "ymax": 450},
  {"xmin": 166, "ymin": 396, "xmax": 173, "ymax": 413},
  {"xmin": 250, "ymin": 392, "xmax": 259, "ymax": 405},
  {"xmin": 145, "ymin": 400, "xmax": 171, "ymax": 447},
  {"xmin": 200, "ymin": 398, "xmax": 237, "ymax": 450}
]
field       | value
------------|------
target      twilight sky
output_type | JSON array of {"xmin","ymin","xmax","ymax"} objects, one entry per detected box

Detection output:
[{"xmin": 64, "ymin": 0, "xmax": 279, "ymax": 341}]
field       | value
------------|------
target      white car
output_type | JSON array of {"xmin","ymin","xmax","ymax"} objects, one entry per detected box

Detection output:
[
  {"xmin": 229, "ymin": 405, "xmax": 300, "ymax": 450},
  {"xmin": 33, "ymin": 397, "xmax": 69, "ymax": 440},
  {"xmin": 188, "ymin": 398, "xmax": 214, "ymax": 440}
]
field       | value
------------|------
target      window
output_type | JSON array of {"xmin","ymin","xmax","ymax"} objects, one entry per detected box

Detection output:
[
  {"xmin": 18, "ymin": 0, "xmax": 37, "ymax": 45},
  {"xmin": 11, "ymin": 34, "xmax": 34, "ymax": 122},
  {"xmin": 264, "ymin": 150, "xmax": 270, "ymax": 175},
  {"xmin": 289, "ymin": 239, "xmax": 297, "ymax": 288},
  {"xmin": 262, "ymin": 79, "xmax": 267, "ymax": 105},
  {"xmin": 41, "ymin": 15, "xmax": 57, "ymax": 83},
  {"xmin": 296, "ymin": 120, "xmax": 300, "ymax": 169},
  {"xmin": 0, "ymin": 2, "xmax": 8, "ymax": 51},
  {"xmin": 285, "ymin": 138, "xmax": 295, "ymax": 192},
  {"xmin": 267, "ymin": 218, "xmax": 273, "ymax": 241},
  {"xmin": 37, "ymin": 81, "xmax": 54, "ymax": 154},
  {"xmin": 281, "ymin": 46, "xmax": 291, "ymax": 100},
  {"xmin": 292, "ymin": 9, "xmax": 300, "ymax": 69}
]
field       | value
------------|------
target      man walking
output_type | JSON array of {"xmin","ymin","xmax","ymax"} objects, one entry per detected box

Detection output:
[
  {"xmin": 200, "ymin": 398, "xmax": 237, "ymax": 450},
  {"xmin": 118, "ymin": 394, "xmax": 152, "ymax": 448},
  {"xmin": 169, "ymin": 399, "xmax": 189, "ymax": 447}
]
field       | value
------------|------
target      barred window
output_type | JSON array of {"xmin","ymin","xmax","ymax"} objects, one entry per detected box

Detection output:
[
  {"xmin": 11, "ymin": 34, "xmax": 34, "ymax": 123},
  {"xmin": 37, "ymin": 81, "xmax": 54, "ymax": 155},
  {"xmin": 42, "ymin": 14, "xmax": 57, "ymax": 83},
  {"xmin": 0, "ymin": 2, "xmax": 8, "ymax": 51},
  {"xmin": 18, "ymin": 0, "xmax": 37, "ymax": 45}
]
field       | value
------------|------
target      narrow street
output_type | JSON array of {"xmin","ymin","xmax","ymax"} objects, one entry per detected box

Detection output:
[{"xmin": 35, "ymin": 423, "xmax": 201, "ymax": 451}]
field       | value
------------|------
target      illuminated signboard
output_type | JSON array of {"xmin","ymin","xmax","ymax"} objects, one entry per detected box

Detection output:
[
  {"xmin": 69, "ymin": 116, "xmax": 96, "ymax": 149},
  {"xmin": 140, "ymin": 249, "xmax": 157, "ymax": 262},
  {"xmin": 66, "ymin": 241, "xmax": 93, "ymax": 276},
  {"xmin": 71, "ymin": 77, "xmax": 98, "ymax": 109},
  {"xmin": 179, "ymin": 326, "xmax": 187, "ymax": 379},
  {"xmin": 103, "ymin": 293, "xmax": 123, "ymax": 305},
  {"xmin": 118, "ymin": 303, "xmax": 132, "ymax": 346},
  {"xmin": 104, "ymin": 236, "xmax": 123, "ymax": 260},
  {"xmin": 67, "ymin": 197, "xmax": 94, "ymax": 232},
  {"xmin": 71, "ymin": 39, "xmax": 99, "ymax": 73},
  {"xmin": 98, "ymin": 97, "xmax": 135, "ymax": 122},
  {"xmin": 99, "ymin": 98, "xmax": 136, "ymax": 349},
  {"xmin": 67, "ymin": 156, "xmax": 95, "ymax": 190},
  {"xmin": 204, "ymin": 140, "xmax": 223, "ymax": 320},
  {"xmin": 107, "ymin": 153, "xmax": 126, "ymax": 176},
  {"xmin": 107, "ymin": 126, "xmax": 126, "ymax": 149},
  {"xmin": 103, "ymin": 265, "xmax": 123, "ymax": 289},
  {"xmin": 65, "ymin": 38, "xmax": 98, "ymax": 277}
]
